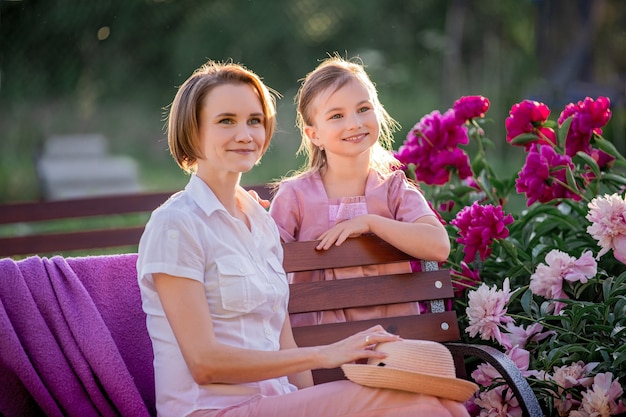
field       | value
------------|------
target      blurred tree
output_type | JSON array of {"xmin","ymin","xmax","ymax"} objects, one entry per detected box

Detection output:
[{"xmin": 0, "ymin": 0, "xmax": 624, "ymax": 202}]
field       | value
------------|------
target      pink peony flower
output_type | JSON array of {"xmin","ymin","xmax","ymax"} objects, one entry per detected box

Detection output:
[
  {"xmin": 503, "ymin": 322, "xmax": 554, "ymax": 350},
  {"xmin": 453, "ymin": 95, "xmax": 490, "ymax": 123},
  {"xmin": 516, "ymin": 143, "xmax": 581, "ymax": 206},
  {"xmin": 546, "ymin": 361, "xmax": 598, "ymax": 415},
  {"xmin": 465, "ymin": 278, "xmax": 513, "ymax": 346},
  {"xmin": 471, "ymin": 346, "xmax": 533, "ymax": 387},
  {"xmin": 586, "ymin": 193, "xmax": 626, "ymax": 263},
  {"xmin": 552, "ymin": 361, "xmax": 598, "ymax": 390},
  {"xmin": 451, "ymin": 202, "xmax": 514, "ymax": 263},
  {"xmin": 473, "ymin": 385, "xmax": 522, "ymax": 417},
  {"xmin": 570, "ymin": 373, "xmax": 626, "ymax": 417},
  {"xmin": 505, "ymin": 99, "xmax": 556, "ymax": 150},
  {"xmin": 529, "ymin": 249, "xmax": 597, "ymax": 314}
]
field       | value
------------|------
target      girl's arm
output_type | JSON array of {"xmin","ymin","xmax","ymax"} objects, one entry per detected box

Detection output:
[
  {"xmin": 153, "ymin": 272, "xmax": 399, "ymax": 385},
  {"xmin": 316, "ymin": 214, "xmax": 450, "ymax": 262}
]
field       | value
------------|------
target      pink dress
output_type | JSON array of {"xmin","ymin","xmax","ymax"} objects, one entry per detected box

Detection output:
[{"xmin": 270, "ymin": 169, "xmax": 437, "ymax": 326}]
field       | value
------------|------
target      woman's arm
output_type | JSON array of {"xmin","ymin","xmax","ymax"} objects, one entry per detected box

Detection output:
[
  {"xmin": 154, "ymin": 272, "xmax": 399, "ymax": 385},
  {"xmin": 315, "ymin": 215, "xmax": 450, "ymax": 262},
  {"xmin": 279, "ymin": 317, "xmax": 314, "ymax": 389}
]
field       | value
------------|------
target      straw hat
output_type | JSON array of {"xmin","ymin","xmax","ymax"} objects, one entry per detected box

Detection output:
[{"xmin": 341, "ymin": 339, "xmax": 478, "ymax": 402}]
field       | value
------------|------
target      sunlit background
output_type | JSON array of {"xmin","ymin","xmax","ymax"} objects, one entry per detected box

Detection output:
[{"xmin": 1, "ymin": 0, "xmax": 625, "ymax": 202}]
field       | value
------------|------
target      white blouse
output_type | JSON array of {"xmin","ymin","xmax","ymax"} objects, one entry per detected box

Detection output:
[{"xmin": 137, "ymin": 175, "xmax": 296, "ymax": 417}]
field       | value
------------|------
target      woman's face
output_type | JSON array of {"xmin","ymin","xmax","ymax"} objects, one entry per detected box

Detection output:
[{"xmin": 196, "ymin": 83, "xmax": 267, "ymax": 180}]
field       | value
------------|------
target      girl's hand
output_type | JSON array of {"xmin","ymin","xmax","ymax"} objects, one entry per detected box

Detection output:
[
  {"xmin": 317, "ymin": 325, "xmax": 401, "ymax": 369},
  {"xmin": 248, "ymin": 189, "xmax": 270, "ymax": 209},
  {"xmin": 316, "ymin": 215, "xmax": 373, "ymax": 250}
]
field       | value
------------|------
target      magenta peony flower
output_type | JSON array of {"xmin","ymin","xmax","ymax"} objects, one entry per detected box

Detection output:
[
  {"xmin": 586, "ymin": 193, "xmax": 626, "ymax": 263},
  {"xmin": 451, "ymin": 202, "xmax": 514, "ymax": 263},
  {"xmin": 505, "ymin": 99, "xmax": 557, "ymax": 150},
  {"xmin": 395, "ymin": 109, "xmax": 473, "ymax": 185},
  {"xmin": 451, "ymin": 261, "xmax": 481, "ymax": 297},
  {"xmin": 465, "ymin": 278, "xmax": 513, "ymax": 346},
  {"xmin": 453, "ymin": 95, "xmax": 490, "ymax": 123},
  {"xmin": 558, "ymin": 96, "xmax": 612, "ymax": 158},
  {"xmin": 516, "ymin": 144, "xmax": 581, "ymax": 206},
  {"xmin": 529, "ymin": 249, "xmax": 597, "ymax": 314}
]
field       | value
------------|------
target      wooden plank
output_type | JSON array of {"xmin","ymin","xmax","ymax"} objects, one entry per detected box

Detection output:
[
  {"xmin": 291, "ymin": 312, "xmax": 461, "ymax": 347},
  {"xmin": 0, "ymin": 185, "xmax": 272, "ymax": 225},
  {"xmin": 288, "ymin": 270, "xmax": 454, "ymax": 313},
  {"xmin": 0, "ymin": 192, "xmax": 173, "ymax": 224},
  {"xmin": 282, "ymin": 235, "xmax": 411, "ymax": 272},
  {"xmin": 0, "ymin": 185, "xmax": 273, "ymax": 257},
  {"xmin": 0, "ymin": 227, "xmax": 146, "ymax": 257}
]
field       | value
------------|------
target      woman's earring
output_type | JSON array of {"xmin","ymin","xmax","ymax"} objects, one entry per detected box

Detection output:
[{"xmin": 319, "ymin": 145, "xmax": 324, "ymax": 151}]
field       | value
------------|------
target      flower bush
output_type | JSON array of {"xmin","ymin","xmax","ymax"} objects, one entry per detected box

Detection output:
[{"xmin": 396, "ymin": 95, "xmax": 626, "ymax": 416}]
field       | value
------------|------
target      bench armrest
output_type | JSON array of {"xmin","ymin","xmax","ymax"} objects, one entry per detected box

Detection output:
[{"xmin": 445, "ymin": 342, "xmax": 543, "ymax": 417}]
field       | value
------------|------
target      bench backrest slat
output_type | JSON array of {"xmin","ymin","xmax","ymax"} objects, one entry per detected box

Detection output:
[
  {"xmin": 3, "ymin": 227, "xmax": 147, "ymax": 256},
  {"xmin": 282, "ymin": 236, "xmax": 460, "ymax": 385},
  {"xmin": 283, "ymin": 235, "xmax": 411, "ymax": 272},
  {"xmin": 0, "ymin": 192, "xmax": 174, "ymax": 224},
  {"xmin": 0, "ymin": 186, "xmax": 272, "ymax": 257},
  {"xmin": 291, "ymin": 313, "xmax": 461, "ymax": 347},
  {"xmin": 288, "ymin": 270, "xmax": 453, "ymax": 313}
]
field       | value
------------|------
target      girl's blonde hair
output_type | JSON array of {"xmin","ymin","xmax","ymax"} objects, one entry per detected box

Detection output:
[
  {"xmin": 294, "ymin": 55, "xmax": 401, "ymax": 175},
  {"xmin": 167, "ymin": 60, "xmax": 278, "ymax": 174}
]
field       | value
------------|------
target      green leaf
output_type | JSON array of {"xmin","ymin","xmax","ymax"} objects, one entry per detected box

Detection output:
[
  {"xmin": 471, "ymin": 153, "xmax": 486, "ymax": 175},
  {"xmin": 557, "ymin": 116, "xmax": 572, "ymax": 149},
  {"xmin": 594, "ymin": 136, "xmax": 625, "ymax": 160},
  {"xmin": 565, "ymin": 165, "xmax": 577, "ymax": 190},
  {"xmin": 499, "ymin": 239, "xmax": 518, "ymax": 260},
  {"xmin": 601, "ymin": 173, "xmax": 626, "ymax": 186},
  {"xmin": 509, "ymin": 133, "xmax": 541, "ymax": 146},
  {"xmin": 574, "ymin": 151, "xmax": 600, "ymax": 178}
]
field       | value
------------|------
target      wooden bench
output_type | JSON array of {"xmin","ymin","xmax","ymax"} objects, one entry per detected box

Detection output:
[
  {"xmin": 0, "ymin": 191, "xmax": 543, "ymax": 416},
  {"xmin": 0, "ymin": 186, "xmax": 271, "ymax": 258},
  {"xmin": 285, "ymin": 236, "xmax": 542, "ymax": 416}
]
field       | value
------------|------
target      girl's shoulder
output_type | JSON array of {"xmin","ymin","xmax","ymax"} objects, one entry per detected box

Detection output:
[
  {"xmin": 370, "ymin": 168, "xmax": 415, "ymax": 188},
  {"xmin": 276, "ymin": 170, "xmax": 320, "ymax": 189}
]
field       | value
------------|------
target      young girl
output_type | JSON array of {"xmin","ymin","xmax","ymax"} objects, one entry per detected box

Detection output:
[
  {"xmin": 136, "ymin": 60, "xmax": 468, "ymax": 417},
  {"xmin": 270, "ymin": 56, "xmax": 450, "ymax": 326}
]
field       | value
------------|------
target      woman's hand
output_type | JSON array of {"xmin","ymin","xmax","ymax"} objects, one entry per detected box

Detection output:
[{"xmin": 317, "ymin": 325, "xmax": 401, "ymax": 369}]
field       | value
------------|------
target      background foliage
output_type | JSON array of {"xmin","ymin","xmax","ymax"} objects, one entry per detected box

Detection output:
[{"xmin": 1, "ymin": 0, "xmax": 625, "ymax": 203}]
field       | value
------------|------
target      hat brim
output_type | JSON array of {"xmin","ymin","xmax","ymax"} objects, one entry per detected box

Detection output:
[{"xmin": 341, "ymin": 363, "xmax": 478, "ymax": 402}]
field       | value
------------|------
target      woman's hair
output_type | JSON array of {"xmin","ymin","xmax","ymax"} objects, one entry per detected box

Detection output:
[
  {"xmin": 167, "ymin": 60, "xmax": 278, "ymax": 173},
  {"xmin": 294, "ymin": 55, "xmax": 401, "ymax": 175}
]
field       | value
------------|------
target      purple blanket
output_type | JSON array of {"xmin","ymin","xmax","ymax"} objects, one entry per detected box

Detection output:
[{"xmin": 0, "ymin": 254, "xmax": 155, "ymax": 417}]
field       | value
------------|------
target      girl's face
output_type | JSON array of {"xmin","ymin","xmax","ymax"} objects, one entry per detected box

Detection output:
[
  {"xmin": 304, "ymin": 79, "xmax": 380, "ymax": 161},
  {"xmin": 196, "ymin": 83, "xmax": 267, "ymax": 180}
]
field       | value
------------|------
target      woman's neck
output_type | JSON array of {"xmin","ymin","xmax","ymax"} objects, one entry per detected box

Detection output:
[{"xmin": 195, "ymin": 170, "xmax": 250, "ymax": 228}]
